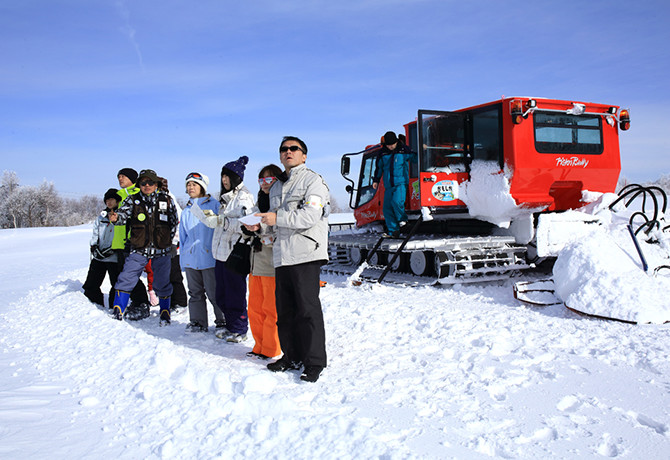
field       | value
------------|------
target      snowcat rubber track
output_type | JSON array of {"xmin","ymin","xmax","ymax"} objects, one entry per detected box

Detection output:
[{"xmin": 325, "ymin": 232, "xmax": 531, "ymax": 285}]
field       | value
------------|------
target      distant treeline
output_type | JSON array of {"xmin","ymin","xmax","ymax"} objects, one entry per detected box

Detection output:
[
  {"xmin": 617, "ymin": 173, "xmax": 670, "ymax": 195},
  {"xmin": 0, "ymin": 169, "xmax": 667, "ymax": 229},
  {"xmin": 0, "ymin": 170, "xmax": 99, "ymax": 229}
]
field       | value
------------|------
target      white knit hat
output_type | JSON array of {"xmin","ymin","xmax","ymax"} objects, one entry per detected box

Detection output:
[{"xmin": 185, "ymin": 172, "xmax": 209, "ymax": 194}]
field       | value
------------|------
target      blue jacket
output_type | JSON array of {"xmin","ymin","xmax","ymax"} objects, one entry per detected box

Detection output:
[
  {"xmin": 373, "ymin": 143, "xmax": 414, "ymax": 188},
  {"xmin": 179, "ymin": 195, "xmax": 220, "ymax": 270}
]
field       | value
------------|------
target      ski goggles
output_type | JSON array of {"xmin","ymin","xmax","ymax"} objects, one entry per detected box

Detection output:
[
  {"xmin": 279, "ymin": 145, "xmax": 303, "ymax": 153},
  {"xmin": 258, "ymin": 176, "xmax": 276, "ymax": 186},
  {"xmin": 185, "ymin": 172, "xmax": 204, "ymax": 181}
]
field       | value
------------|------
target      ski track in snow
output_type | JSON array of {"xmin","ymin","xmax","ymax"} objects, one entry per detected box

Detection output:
[{"xmin": 1, "ymin": 227, "xmax": 670, "ymax": 458}]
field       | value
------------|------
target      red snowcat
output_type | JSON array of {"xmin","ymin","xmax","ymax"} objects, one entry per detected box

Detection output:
[{"xmin": 327, "ymin": 97, "xmax": 631, "ymax": 284}]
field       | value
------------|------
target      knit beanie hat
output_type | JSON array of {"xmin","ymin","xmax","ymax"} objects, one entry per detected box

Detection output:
[
  {"xmin": 383, "ymin": 131, "xmax": 398, "ymax": 145},
  {"xmin": 185, "ymin": 172, "xmax": 209, "ymax": 194},
  {"xmin": 221, "ymin": 156, "xmax": 249, "ymax": 181},
  {"xmin": 103, "ymin": 188, "xmax": 122, "ymax": 203},
  {"xmin": 117, "ymin": 168, "xmax": 138, "ymax": 184}
]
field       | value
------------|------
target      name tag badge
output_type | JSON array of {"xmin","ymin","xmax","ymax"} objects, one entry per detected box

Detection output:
[
  {"xmin": 159, "ymin": 201, "xmax": 168, "ymax": 210},
  {"xmin": 159, "ymin": 214, "xmax": 168, "ymax": 221}
]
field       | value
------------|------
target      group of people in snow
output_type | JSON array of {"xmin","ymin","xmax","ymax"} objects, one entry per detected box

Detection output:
[
  {"xmin": 82, "ymin": 168, "xmax": 186, "ymax": 320},
  {"xmin": 82, "ymin": 136, "xmax": 330, "ymax": 383}
]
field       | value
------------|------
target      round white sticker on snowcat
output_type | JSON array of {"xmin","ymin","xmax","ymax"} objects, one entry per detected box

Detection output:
[{"xmin": 431, "ymin": 180, "xmax": 458, "ymax": 202}]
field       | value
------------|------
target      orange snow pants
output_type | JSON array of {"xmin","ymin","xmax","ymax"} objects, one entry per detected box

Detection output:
[{"xmin": 248, "ymin": 274, "xmax": 281, "ymax": 358}]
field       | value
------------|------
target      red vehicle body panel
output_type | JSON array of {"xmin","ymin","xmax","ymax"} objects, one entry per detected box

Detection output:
[
  {"xmin": 500, "ymin": 98, "xmax": 621, "ymax": 211},
  {"xmin": 353, "ymin": 97, "xmax": 623, "ymax": 227}
]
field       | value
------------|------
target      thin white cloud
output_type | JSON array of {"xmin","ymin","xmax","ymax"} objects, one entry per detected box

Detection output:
[{"xmin": 115, "ymin": 0, "xmax": 145, "ymax": 72}]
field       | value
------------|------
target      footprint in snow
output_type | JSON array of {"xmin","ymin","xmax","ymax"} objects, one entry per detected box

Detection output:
[
  {"xmin": 630, "ymin": 412, "xmax": 668, "ymax": 435},
  {"xmin": 596, "ymin": 433, "xmax": 622, "ymax": 457},
  {"xmin": 556, "ymin": 395, "xmax": 582, "ymax": 412}
]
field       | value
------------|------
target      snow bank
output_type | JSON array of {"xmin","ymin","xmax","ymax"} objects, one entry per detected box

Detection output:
[
  {"xmin": 459, "ymin": 161, "xmax": 544, "ymax": 228},
  {"xmin": 552, "ymin": 200, "xmax": 670, "ymax": 324},
  {"xmin": 459, "ymin": 165, "xmax": 670, "ymax": 323}
]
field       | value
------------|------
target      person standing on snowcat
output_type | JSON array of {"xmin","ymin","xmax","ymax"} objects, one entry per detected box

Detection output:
[{"xmin": 372, "ymin": 131, "xmax": 414, "ymax": 237}]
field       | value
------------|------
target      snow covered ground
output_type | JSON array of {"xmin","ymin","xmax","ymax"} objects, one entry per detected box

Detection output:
[{"xmin": 1, "ymin": 223, "xmax": 669, "ymax": 459}]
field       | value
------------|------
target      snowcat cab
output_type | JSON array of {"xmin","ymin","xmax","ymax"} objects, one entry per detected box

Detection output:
[{"xmin": 334, "ymin": 97, "xmax": 629, "ymax": 284}]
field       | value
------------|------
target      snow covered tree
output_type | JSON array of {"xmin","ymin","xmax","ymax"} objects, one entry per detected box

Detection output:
[
  {"xmin": 329, "ymin": 195, "xmax": 344, "ymax": 213},
  {"xmin": 17, "ymin": 181, "xmax": 63, "ymax": 227},
  {"xmin": 654, "ymin": 173, "xmax": 670, "ymax": 194},
  {"xmin": 0, "ymin": 179, "xmax": 63, "ymax": 228},
  {"xmin": 58, "ymin": 194, "xmax": 99, "ymax": 226},
  {"xmin": 0, "ymin": 171, "xmax": 23, "ymax": 228},
  {"xmin": 616, "ymin": 174, "xmax": 630, "ymax": 192},
  {"xmin": 0, "ymin": 170, "xmax": 20, "ymax": 199},
  {"xmin": 1, "ymin": 191, "xmax": 24, "ymax": 228}
]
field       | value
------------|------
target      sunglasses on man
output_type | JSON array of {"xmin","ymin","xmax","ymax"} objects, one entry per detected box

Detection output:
[
  {"xmin": 279, "ymin": 145, "xmax": 303, "ymax": 153},
  {"xmin": 139, "ymin": 180, "xmax": 156, "ymax": 187},
  {"xmin": 258, "ymin": 176, "xmax": 276, "ymax": 186}
]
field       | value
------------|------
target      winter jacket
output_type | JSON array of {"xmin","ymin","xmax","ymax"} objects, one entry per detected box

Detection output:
[
  {"xmin": 90, "ymin": 211, "xmax": 118, "ymax": 263},
  {"xmin": 373, "ymin": 143, "xmax": 414, "ymax": 188},
  {"xmin": 191, "ymin": 184, "xmax": 255, "ymax": 263},
  {"xmin": 179, "ymin": 195, "xmax": 219, "ymax": 270},
  {"xmin": 270, "ymin": 163, "xmax": 330, "ymax": 268},
  {"xmin": 111, "ymin": 184, "xmax": 140, "ymax": 250},
  {"xmin": 113, "ymin": 190, "xmax": 179, "ymax": 258},
  {"xmin": 247, "ymin": 211, "xmax": 276, "ymax": 277},
  {"xmin": 250, "ymin": 237, "xmax": 275, "ymax": 277}
]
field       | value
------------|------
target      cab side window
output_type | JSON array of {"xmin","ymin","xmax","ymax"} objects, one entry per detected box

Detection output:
[
  {"xmin": 356, "ymin": 154, "xmax": 377, "ymax": 207},
  {"xmin": 471, "ymin": 105, "xmax": 502, "ymax": 166}
]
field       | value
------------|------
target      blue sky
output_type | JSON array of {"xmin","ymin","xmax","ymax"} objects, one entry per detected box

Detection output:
[{"xmin": 1, "ymin": 0, "xmax": 669, "ymax": 206}]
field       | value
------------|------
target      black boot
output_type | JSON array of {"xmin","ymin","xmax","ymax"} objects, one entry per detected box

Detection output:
[{"xmin": 267, "ymin": 357, "xmax": 302, "ymax": 372}]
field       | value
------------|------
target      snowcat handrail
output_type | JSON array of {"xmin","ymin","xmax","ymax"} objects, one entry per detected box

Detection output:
[{"xmin": 341, "ymin": 144, "xmax": 383, "ymax": 210}]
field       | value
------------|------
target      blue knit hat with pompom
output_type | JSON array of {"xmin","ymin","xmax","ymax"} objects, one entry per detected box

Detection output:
[{"xmin": 222, "ymin": 156, "xmax": 249, "ymax": 181}]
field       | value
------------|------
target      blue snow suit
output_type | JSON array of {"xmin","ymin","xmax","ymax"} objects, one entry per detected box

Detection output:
[
  {"xmin": 179, "ymin": 195, "xmax": 220, "ymax": 270},
  {"xmin": 372, "ymin": 143, "xmax": 415, "ymax": 233}
]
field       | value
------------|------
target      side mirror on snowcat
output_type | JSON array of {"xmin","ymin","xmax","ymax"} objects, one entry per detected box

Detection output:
[{"xmin": 341, "ymin": 156, "xmax": 351, "ymax": 176}]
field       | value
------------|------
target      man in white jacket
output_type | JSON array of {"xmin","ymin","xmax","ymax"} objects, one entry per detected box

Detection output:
[{"xmin": 259, "ymin": 136, "xmax": 330, "ymax": 382}]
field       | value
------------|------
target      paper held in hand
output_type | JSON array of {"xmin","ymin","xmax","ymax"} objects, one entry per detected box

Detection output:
[{"xmin": 239, "ymin": 214, "xmax": 262, "ymax": 226}]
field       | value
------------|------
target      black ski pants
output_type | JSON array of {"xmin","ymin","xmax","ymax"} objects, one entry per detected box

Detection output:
[
  {"xmin": 275, "ymin": 261, "xmax": 327, "ymax": 368},
  {"xmin": 83, "ymin": 258, "xmax": 120, "ymax": 307},
  {"xmin": 170, "ymin": 254, "xmax": 187, "ymax": 307}
]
